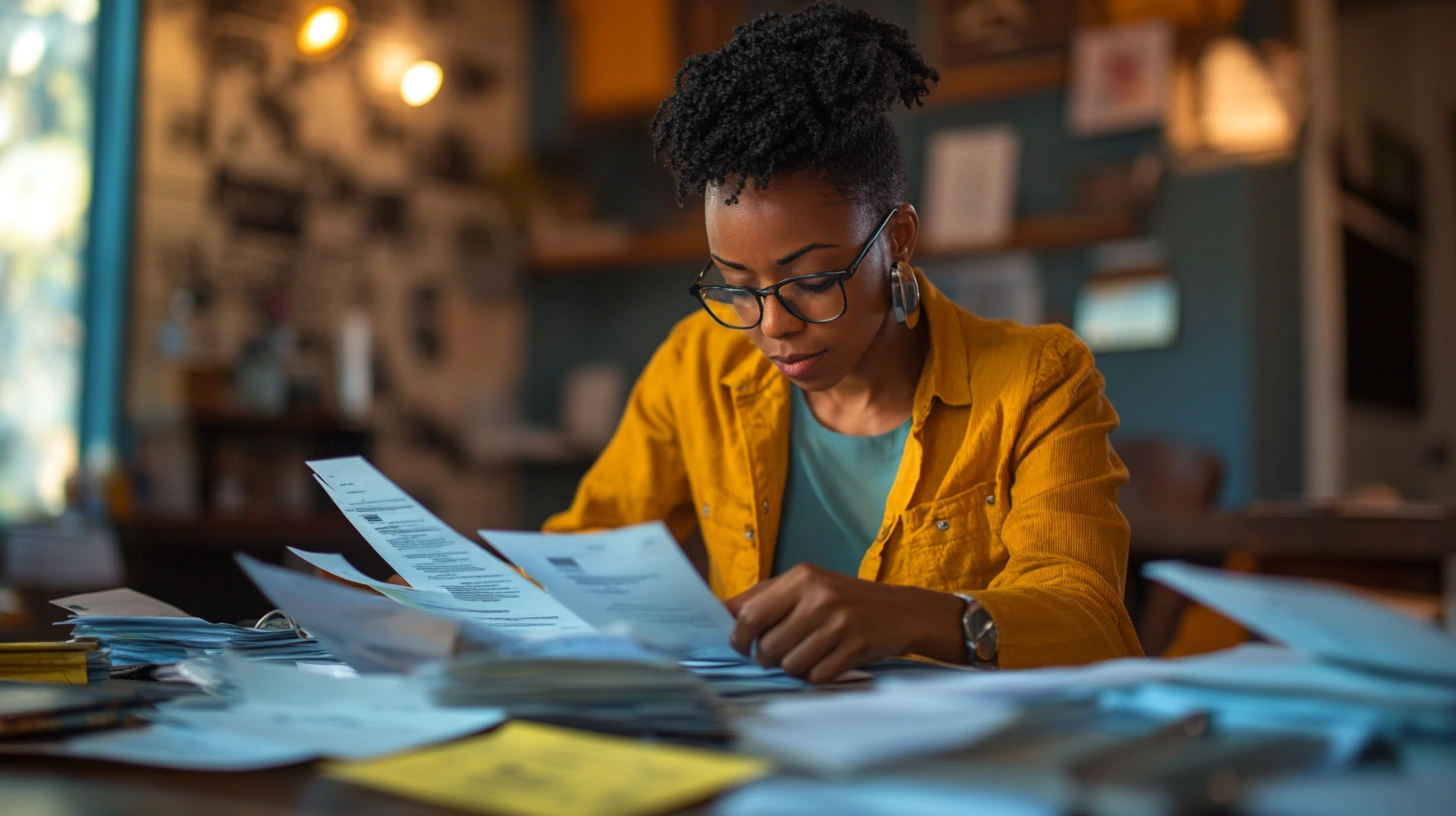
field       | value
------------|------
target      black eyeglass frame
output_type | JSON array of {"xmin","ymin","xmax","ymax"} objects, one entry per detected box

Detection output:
[{"xmin": 688, "ymin": 206, "xmax": 900, "ymax": 330}]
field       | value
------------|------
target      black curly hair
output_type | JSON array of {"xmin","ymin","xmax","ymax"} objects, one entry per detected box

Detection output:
[{"xmin": 650, "ymin": 1, "xmax": 938, "ymax": 214}]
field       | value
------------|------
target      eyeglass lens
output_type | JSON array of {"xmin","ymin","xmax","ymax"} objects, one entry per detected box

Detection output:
[{"xmin": 700, "ymin": 275, "xmax": 844, "ymax": 328}]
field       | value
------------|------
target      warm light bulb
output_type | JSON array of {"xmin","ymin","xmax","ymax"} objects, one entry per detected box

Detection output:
[
  {"xmin": 8, "ymin": 29, "xmax": 46, "ymax": 77},
  {"xmin": 1197, "ymin": 38, "xmax": 1293, "ymax": 156},
  {"xmin": 400, "ymin": 60, "xmax": 443, "ymax": 106},
  {"xmin": 298, "ymin": 5, "xmax": 350, "ymax": 57}
]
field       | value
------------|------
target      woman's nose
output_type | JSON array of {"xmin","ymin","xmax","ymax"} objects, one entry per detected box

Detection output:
[{"xmin": 759, "ymin": 294, "xmax": 804, "ymax": 338}]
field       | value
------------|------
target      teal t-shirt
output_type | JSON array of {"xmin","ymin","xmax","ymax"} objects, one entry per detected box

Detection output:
[{"xmin": 771, "ymin": 388, "xmax": 912, "ymax": 577}]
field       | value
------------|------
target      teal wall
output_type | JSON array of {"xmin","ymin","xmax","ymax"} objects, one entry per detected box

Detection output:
[{"xmin": 523, "ymin": 0, "xmax": 1302, "ymax": 519}]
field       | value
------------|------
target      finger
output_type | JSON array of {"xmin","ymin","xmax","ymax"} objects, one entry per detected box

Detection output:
[
  {"xmin": 724, "ymin": 577, "xmax": 778, "ymax": 617},
  {"xmin": 777, "ymin": 620, "xmax": 847, "ymax": 680},
  {"xmin": 729, "ymin": 581, "xmax": 800, "ymax": 657},
  {"xmin": 805, "ymin": 636, "xmax": 870, "ymax": 685},
  {"xmin": 753, "ymin": 600, "xmax": 831, "ymax": 669},
  {"xmin": 386, "ymin": 573, "xmax": 412, "ymax": 588}
]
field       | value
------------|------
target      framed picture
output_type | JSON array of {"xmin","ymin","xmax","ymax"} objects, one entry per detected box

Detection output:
[
  {"xmin": 1068, "ymin": 19, "xmax": 1174, "ymax": 136},
  {"xmin": 923, "ymin": 0, "xmax": 1084, "ymax": 103},
  {"xmin": 922, "ymin": 125, "xmax": 1021, "ymax": 249}
]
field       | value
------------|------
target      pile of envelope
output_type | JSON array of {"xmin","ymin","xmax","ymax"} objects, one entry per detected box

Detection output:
[{"xmin": 50, "ymin": 587, "xmax": 335, "ymax": 668}]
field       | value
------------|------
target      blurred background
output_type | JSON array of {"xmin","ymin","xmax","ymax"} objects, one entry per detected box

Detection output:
[{"xmin": 0, "ymin": 0, "xmax": 1452, "ymax": 651}]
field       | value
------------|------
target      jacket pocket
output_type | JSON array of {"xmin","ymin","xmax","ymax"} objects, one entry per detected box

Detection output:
[
  {"xmin": 693, "ymin": 488, "xmax": 761, "ymax": 596},
  {"xmin": 886, "ymin": 480, "xmax": 1006, "ymax": 591}
]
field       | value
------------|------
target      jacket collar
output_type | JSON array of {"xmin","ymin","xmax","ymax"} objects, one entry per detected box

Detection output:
[{"xmin": 720, "ymin": 267, "xmax": 973, "ymax": 411}]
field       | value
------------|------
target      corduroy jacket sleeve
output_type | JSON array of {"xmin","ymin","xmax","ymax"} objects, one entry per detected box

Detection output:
[{"xmin": 969, "ymin": 328, "xmax": 1144, "ymax": 667}]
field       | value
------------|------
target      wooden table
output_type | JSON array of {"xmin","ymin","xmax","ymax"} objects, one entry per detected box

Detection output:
[{"xmin": 0, "ymin": 758, "xmax": 464, "ymax": 816}]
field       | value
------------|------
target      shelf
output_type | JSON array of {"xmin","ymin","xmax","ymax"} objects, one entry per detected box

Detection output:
[
  {"xmin": 527, "ymin": 211, "xmax": 1139, "ymax": 275},
  {"xmin": 527, "ymin": 229, "xmax": 709, "ymax": 275},
  {"xmin": 917, "ymin": 211, "xmax": 1140, "ymax": 260}
]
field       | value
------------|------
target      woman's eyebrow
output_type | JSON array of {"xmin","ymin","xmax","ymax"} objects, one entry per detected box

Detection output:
[
  {"xmin": 776, "ymin": 243, "xmax": 839, "ymax": 266},
  {"xmin": 710, "ymin": 242, "xmax": 841, "ymax": 272}
]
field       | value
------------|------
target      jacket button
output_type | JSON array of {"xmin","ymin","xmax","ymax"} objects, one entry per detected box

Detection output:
[
  {"xmin": 761, "ymin": 500, "xmax": 770, "ymax": 513},
  {"xmin": 701, "ymin": 505, "xmax": 710, "ymax": 518},
  {"xmin": 744, "ymin": 530, "xmax": 755, "ymax": 541},
  {"xmin": 986, "ymin": 494, "xmax": 996, "ymax": 506},
  {"xmin": 934, "ymin": 519, "xmax": 950, "ymax": 532}
]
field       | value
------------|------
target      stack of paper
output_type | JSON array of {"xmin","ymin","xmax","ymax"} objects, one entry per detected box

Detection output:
[
  {"xmin": 0, "ymin": 639, "xmax": 110, "ymax": 684},
  {"xmin": 433, "ymin": 635, "xmax": 730, "ymax": 740},
  {"xmin": 236, "ymin": 558, "xmax": 732, "ymax": 740},
  {"xmin": 50, "ymin": 588, "xmax": 334, "ymax": 667}
]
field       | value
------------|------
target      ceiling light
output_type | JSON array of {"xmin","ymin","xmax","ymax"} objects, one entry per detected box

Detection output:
[
  {"xmin": 400, "ymin": 60, "xmax": 443, "ymax": 107},
  {"xmin": 298, "ymin": 5, "xmax": 351, "ymax": 58}
]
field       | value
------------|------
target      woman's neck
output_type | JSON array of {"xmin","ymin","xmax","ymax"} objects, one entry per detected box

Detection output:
[{"xmin": 802, "ymin": 311, "xmax": 929, "ymax": 436}]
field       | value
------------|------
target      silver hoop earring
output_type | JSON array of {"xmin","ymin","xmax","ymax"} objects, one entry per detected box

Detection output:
[{"xmin": 890, "ymin": 262, "xmax": 921, "ymax": 328}]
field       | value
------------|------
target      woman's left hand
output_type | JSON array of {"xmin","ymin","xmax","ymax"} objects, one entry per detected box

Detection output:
[{"xmin": 725, "ymin": 564, "xmax": 967, "ymax": 683}]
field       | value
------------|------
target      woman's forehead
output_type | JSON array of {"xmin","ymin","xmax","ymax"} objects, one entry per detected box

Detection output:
[{"xmin": 704, "ymin": 178, "xmax": 867, "ymax": 258}]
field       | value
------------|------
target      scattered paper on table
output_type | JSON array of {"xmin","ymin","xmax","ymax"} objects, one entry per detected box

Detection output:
[
  {"xmin": 482, "ymin": 523, "xmax": 738, "ymax": 660},
  {"xmin": 718, "ymin": 778, "xmax": 1060, "ymax": 816},
  {"xmin": 237, "ymin": 553, "xmax": 472, "ymax": 673},
  {"xmin": 158, "ymin": 655, "xmax": 506, "ymax": 759},
  {"xmin": 30, "ymin": 721, "xmax": 318, "ymax": 771},
  {"xmin": 325, "ymin": 720, "xmax": 770, "ymax": 816},
  {"xmin": 1145, "ymin": 561, "xmax": 1456, "ymax": 681},
  {"xmin": 734, "ymin": 689, "xmax": 1019, "ymax": 774}
]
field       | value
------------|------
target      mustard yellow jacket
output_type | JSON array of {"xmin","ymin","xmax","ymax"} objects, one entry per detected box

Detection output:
[{"xmin": 545, "ymin": 270, "xmax": 1143, "ymax": 668}]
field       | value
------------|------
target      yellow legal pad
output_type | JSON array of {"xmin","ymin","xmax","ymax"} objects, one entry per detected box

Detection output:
[{"xmin": 324, "ymin": 721, "xmax": 771, "ymax": 816}]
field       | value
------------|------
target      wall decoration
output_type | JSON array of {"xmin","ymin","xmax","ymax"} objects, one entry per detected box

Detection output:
[
  {"xmin": 922, "ymin": 125, "xmax": 1020, "ymax": 250},
  {"xmin": 565, "ymin": 0, "xmax": 741, "ymax": 120},
  {"xmin": 1074, "ymin": 240, "xmax": 1178, "ymax": 353},
  {"xmin": 126, "ymin": 0, "xmax": 531, "ymax": 530},
  {"xmin": 1068, "ymin": 19, "xmax": 1173, "ymax": 137},
  {"xmin": 924, "ymin": 0, "xmax": 1082, "ymax": 102}
]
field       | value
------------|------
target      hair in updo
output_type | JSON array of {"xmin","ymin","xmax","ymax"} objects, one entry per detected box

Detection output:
[{"xmin": 650, "ymin": 1, "xmax": 938, "ymax": 214}]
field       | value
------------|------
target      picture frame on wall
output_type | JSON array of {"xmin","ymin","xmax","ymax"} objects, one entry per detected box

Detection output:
[
  {"xmin": 922, "ymin": 0, "xmax": 1084, "ymax": 103},
  {"xmin": 922, "ymin": 125, "xmax": 1021, "ymax": 250},
  {"xmin": 1068, "ymin": 19, "xmax": 1174, "ymax": 137}
]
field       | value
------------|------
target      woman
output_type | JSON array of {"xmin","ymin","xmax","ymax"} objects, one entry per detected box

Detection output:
[{"xmin": 545, "ymin": 2, "xmax": 1142, "ymax": 680}]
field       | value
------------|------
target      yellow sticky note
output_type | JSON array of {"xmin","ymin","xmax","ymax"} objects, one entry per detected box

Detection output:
[{"xmin": 325, "ymin": 721, "xmax": 771, "ymax": 816}]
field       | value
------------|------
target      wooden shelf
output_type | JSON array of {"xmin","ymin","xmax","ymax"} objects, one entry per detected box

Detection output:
[
  {"xmin": 528, "ymin": 229, "xmax": 709, "ymax": 274},
  {"xmin": 527, "ymin": 211, "xmax": 1139, "ymax": 275},
  {"xmin": 918, "ymin": 211, "xmax": 1140, "ymax": 260}
]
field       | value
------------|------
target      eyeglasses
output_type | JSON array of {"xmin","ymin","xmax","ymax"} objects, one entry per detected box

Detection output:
[{"xmin": 688, "ymin": 207, "xmax": 899, "ymax": 330}]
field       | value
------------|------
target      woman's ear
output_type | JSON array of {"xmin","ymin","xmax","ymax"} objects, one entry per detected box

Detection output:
[{"xmin": 888, "ymin": 204, "xmax": 920, "ymax": 264}]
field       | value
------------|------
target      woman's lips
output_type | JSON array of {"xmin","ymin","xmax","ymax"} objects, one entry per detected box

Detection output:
[{"xmin": 770, "ymin": 350, "xmax": 827, "ymax": 379}]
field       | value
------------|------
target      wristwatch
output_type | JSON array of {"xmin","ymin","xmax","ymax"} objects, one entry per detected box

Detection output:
[{"xmin": 954, "ymin": 594, "xmax": 999, "ymax": 669}]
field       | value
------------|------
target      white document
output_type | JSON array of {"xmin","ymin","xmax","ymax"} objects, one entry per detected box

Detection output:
[
  {"xmin": 308, "ymin": 457, "xmax": 591, "ymax": 635},
  {"xmin": 237, "ymin": 553, "xmax": 474, "ymax": 673},
  {"xmin": 288, "ymin": 547, "xmax": 594, "ymax": 638},
  {"xmin": 21, "ymin": 722, "xmax": 318, "ymax": 771},
  {"xmin": 50, "ymin": 587, "xmax": 190, "ymax": 618},
  {"xmin": 734, "ymin": 691, "xmax": 1020, "ymax": 775},
  {"xmin": 1145, "ymin": 561, "xmax": 1456, "ymax": 681},
  {"xmin": 719, "ymin": 779, "xmax": 1059, "ymax": 816},
  {"xmin": 158, "ymin": 655, "xmax": 506, "ymax": 760},
  {"xmin": 480, "ymin": 522, "xmax": 739, "ymax": 660}
]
